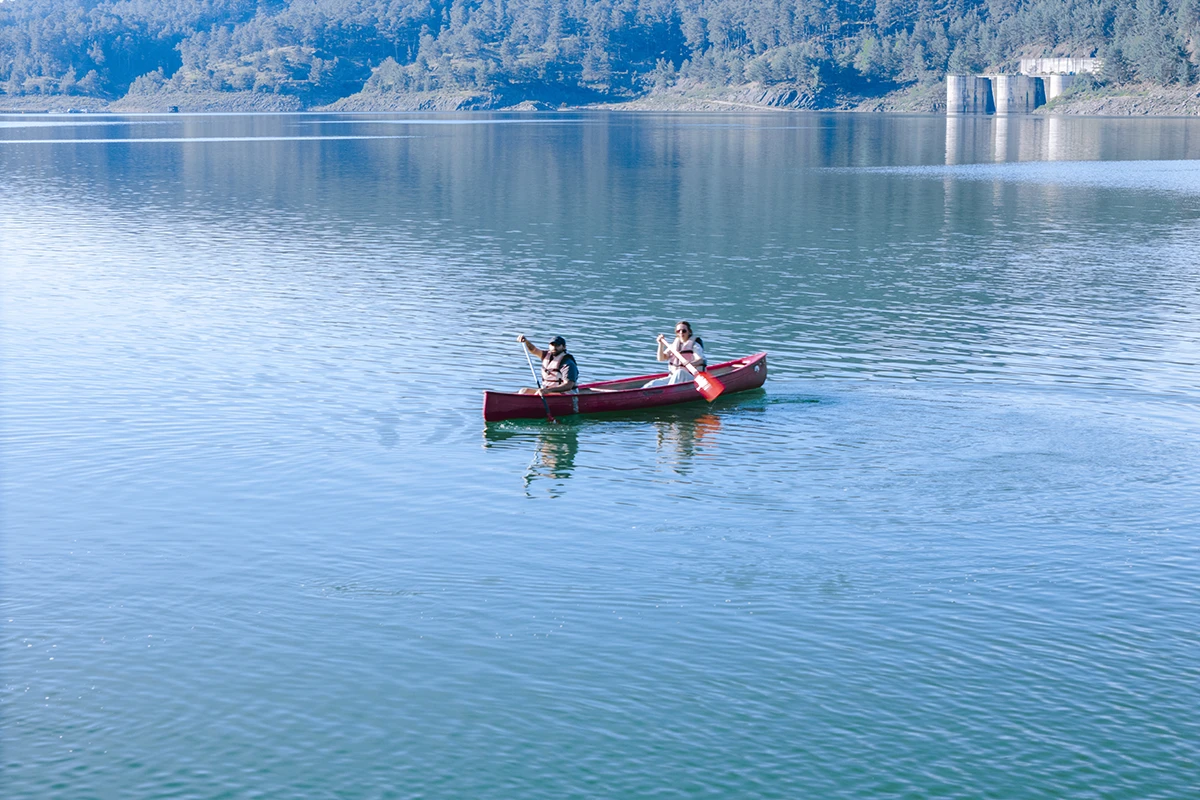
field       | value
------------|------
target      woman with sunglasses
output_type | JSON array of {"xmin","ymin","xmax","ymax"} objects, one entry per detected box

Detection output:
[{"xmin": 646, "ymin": 321, "xmax": 705, "ymax": 387}]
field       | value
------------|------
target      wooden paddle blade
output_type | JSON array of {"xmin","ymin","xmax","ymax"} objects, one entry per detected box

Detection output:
[{"xmin": 694, "ymin": 371, "xmax": 725, "ymax": 402}]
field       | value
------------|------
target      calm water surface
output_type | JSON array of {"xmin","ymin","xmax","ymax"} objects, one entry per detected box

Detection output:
[{"xmin": 3, "ymin": 112, "xmax": 1199, "ymax": 798}]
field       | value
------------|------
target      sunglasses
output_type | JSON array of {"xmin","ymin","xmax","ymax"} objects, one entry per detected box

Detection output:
[{"xmin": 675, "ymin": 328, "xmax": 689, "ymax": 333}]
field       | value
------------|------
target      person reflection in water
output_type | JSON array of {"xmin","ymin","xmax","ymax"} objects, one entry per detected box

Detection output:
[
  {"xmin": 657, "ymin": 412, "xmax": 722, "ymax": 470},
  {"xmin": 526, "ymin": 426, "xmax": 579, "ymax": 492},
  {"xmin": 482, "ymin": 425, "xmax": 579, "ymax": 496},
  {"xmin": 517, "ymin": 334, "xmax": 578, "ymax": 394},
  {"xmin": 645, "ymin": 321, "xmax": 705, "ymax": 387}
]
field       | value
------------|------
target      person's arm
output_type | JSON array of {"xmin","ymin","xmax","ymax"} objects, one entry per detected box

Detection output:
[
  {"xmin": 689, "ymin": 341, "xmax": 705, "ymax": 368},
  {"xmin": 541, "ymin": 378, "xmax": 576, "ymax": 393},
  {"xmin": 517, "ymin": 334, "xmax": 546, "ymax": 360},
  {"xmin": 655, "ymin": 334, "xmax": 670, "ymax": 362}
]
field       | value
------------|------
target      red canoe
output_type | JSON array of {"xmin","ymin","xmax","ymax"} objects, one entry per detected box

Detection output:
[{"xmin": 483, "ymin": 352, "xmax": 768, "ymax": 422}]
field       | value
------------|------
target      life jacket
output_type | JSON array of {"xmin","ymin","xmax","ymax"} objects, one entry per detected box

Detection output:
[
  {"xmin": 542, "ymin": 350, "xmax": 577, "ymax": 386},
  {"xmin": 669, "ymin": 337, "xmax": 705, "ymax": 370}
]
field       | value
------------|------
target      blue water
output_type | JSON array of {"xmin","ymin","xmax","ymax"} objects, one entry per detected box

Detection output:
[{"xmin": 3, "ymin": 112, "xmax": 1199, "ymax": 798}]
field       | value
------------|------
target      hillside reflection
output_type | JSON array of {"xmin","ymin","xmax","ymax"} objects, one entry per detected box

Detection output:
[{"xmin": 6, "ymin": 112, "xmax": 1200, "ymax": 394}]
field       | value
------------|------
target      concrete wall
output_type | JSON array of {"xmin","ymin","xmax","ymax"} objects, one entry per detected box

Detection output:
[
  {"xmin": 1019, "ymin": 57, "xmax": 1101, "ymax": 76},
  {"xmin": 950, "ymin": 56, "xmax": 1097, "ymax": 115},
  {"xmin": 946, "ymin": 76, "xmax": 994, "ymax": 114},
  {"xmin": 992, "ymin": 75, "xmax": 1044, "ymax": 114},
  {"xmin": 949, "ymin": 74, "xmax": 1051, "ymax": 114},
  {"xmin": 1044, "ymin": 74, "xmax": 1075, "ymax": 101}
]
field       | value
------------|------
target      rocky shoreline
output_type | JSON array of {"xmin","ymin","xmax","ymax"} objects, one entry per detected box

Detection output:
[
  {"xmin": 108, "ymin": 90, "xmax": 303, "ymax": 113},
  {"xmin": 3, "ymin": 81, "xmax": 1199, "ymax": 117},
  {"xmin": 1038, "ymin": 83, "xmax": 1200, "ymax": 116}
]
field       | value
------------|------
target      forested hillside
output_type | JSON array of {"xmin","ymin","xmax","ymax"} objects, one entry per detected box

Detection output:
[{"xmin": 2, "ymin": 0, "xmax": 1198, "ymax": 107}]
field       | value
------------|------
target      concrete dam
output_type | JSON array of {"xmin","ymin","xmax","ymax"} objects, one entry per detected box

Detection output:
[{"xmin": 947, "ymin": 58, "xmax": 1101, "ymax": 114}]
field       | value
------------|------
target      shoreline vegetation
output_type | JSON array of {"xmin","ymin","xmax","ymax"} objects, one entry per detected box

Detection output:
[
  {"xmin": 5, "ymin": 80, "xmax": 1200, "ymax": 117},
  {"xmin": 5, "ymin": 0, "xmax": 1200, "ymax": 119}
]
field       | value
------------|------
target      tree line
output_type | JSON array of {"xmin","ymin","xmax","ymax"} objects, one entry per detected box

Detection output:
[{"xmin": 2, "ymin": 0, "xmax": 1198, "ymax": 104}]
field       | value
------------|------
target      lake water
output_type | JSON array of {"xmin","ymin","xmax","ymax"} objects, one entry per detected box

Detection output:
[{"xmin": 3, "ymin": 112, "xmax": 1199, "ymax": 798}]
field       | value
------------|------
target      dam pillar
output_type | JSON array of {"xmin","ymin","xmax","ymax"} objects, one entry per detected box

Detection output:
[
  {"xmin": 946, "ymin": 76, "xmax": 993, "ymax": 114},
  {"xmin": 992, "ymin": 76, "xmax": 1012, "ymax": 114},
  {"xmin": 992, "ymin": 75, "xmax": 1044, "ymax": 114},
  {"xmin": 1046, "ymin": 74, "xmax": 1075, "ymax": 101},
  {"xmin": 946, "ymin": 75, "xmax": 966, "ymax": 114}
]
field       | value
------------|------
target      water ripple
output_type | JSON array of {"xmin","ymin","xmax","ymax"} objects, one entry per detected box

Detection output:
[{"xmin": 3, "ymin": 112, "xmax": 1200, "ymax": 799}]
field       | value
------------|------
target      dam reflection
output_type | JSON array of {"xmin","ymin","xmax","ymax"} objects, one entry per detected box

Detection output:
[
  {"xmin": 945, "ymin": 115, "xmax": 1106, "ymax": 164},
  {"xmin": 943, "ymin": 113, "xmax": 1200, "ymax": 165}
]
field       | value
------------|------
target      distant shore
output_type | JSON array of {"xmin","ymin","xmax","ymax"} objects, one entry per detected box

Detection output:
[{"xmin": 4, "ymin": 81, "xmax": 1200, "ymax": 117}]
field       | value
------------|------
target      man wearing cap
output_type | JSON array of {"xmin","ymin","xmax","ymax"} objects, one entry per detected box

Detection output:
[{"xmin": 516, "ymin": 334, "xmax": 579, "ymax": 394}]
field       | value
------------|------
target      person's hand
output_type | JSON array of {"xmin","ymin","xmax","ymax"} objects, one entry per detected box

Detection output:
[
  {"xmin": 517, "ymin": 334, "xmax": 528, "ymax": 344},
  {"xmin": 656, "ymin": 333, "xmax": 667, "ymax": 344}
]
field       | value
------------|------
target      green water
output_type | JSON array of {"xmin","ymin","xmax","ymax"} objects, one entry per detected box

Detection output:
[{"xmin": 2, "ymin": 112, "xmax": 1199, "ymax": 798}]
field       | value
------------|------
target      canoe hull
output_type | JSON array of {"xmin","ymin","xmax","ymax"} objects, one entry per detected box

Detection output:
[{"xmin": 483, "ymin": 352, "xmax": 767, "ymax": 422}]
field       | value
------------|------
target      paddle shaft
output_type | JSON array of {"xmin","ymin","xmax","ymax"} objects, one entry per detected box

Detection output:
[{"xmin": 522, "ymin": 344, "xmax": 558, "ymax": 423}]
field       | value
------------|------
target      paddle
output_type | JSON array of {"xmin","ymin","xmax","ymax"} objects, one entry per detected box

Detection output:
[
  {"xmin": 659, "ymin": 336, "xmax": 725, "ymax": 401},
  {"xmin": 521, "ymin": 343, "xmax": 558, "ymax": 424}
]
